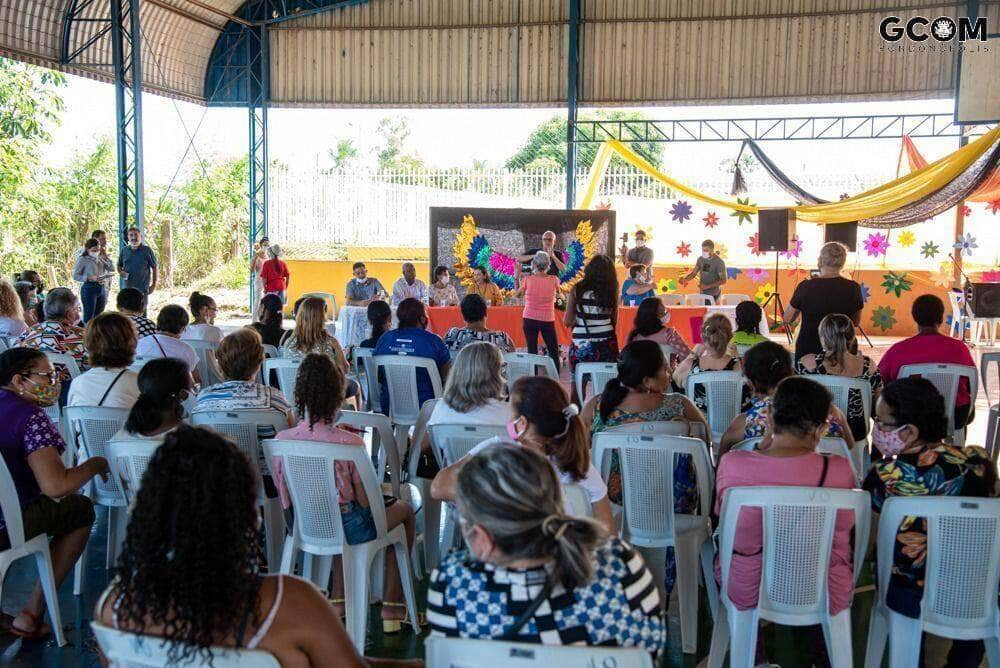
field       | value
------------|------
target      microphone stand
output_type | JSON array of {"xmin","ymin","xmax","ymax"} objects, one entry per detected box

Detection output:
[{"xmin": 949, "ymin": 254, "xmax": 975, "ymax": 347}]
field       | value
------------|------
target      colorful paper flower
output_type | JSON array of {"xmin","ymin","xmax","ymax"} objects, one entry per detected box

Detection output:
[
  {"xmin": 871, "ymin": 306, "xmax": 897, "ymax": 333},
  {"xmin": 988, "ymin": 199, "xmax": 1000, "ymax": 215},
  {"xmin": 670, "ymin": 200, "xmax": 693, "ymax": 223},
  {"xmin": 863, "ymin": 232, "xmax": 890, "ymax": 257},
  {"xmin": 860, "ymin": 283, "xmax": 871, "ymax": 303},
  {"xmin": 745, "ymin": 267, "xmax": 769, "ymax": 284},
  {"xmin": 781, "ymin": 236, "xmax": 803, "ymax": 259},
  {"xmin": 920, "ymin": 241, "xmax": 939, "ymax": 259},
  {"xmin": 676, "ymin": 242, "xmax": 692, "ymax": 258},
  {"xmin": 747, "ymin": 233, "xmax": 765, "ymax": 257},
  {"xmin": 981, "ymin": 270, "xmax": 1000, "ymax": 283},
  {"xmin": 726, "ymin": 267, "xmax": 742, "ymax": 279},
  {"xmin": 730, "ymin": 197, "xmax": 755, "ymax": 225},
  {"xmin": 754, "ymin": 282, "xmax": 775, "ymax": 305},
  {"xmin": 702, "ymin": 211, "xmax": 719, "ymax": 228},
  {"xmin": 716, "ymin": 243, "xmax": 729, "ymax": 260},
  {"xmin": 657, "ymin": 278, "xmax": 678, "ymax": 294},
  {"xmin": 960, "ymin": 204, "xmax": 971, "ymax": 217},
  {"xmin": 897, "ymin": 231, "xmax": 916, "ymax": 248},
  {"xmin": 930, "ymin": 262, "xmax": 953, "ymax": 288},
  {"xmin": 954, "ymin": 233, "xmax": 978, "ymax": 256},
  {"xmin": 881, "ymin": 271, "xmax": 913, "ymax": 298},
  {"xmin": 595, "ymin": 199, "xmax": 613, "ymax": 210}
]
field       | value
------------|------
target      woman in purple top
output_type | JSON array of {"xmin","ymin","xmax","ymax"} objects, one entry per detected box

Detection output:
[{"xmin": 0, "ymin": 348, "xmax": 109, "ymax": 639}]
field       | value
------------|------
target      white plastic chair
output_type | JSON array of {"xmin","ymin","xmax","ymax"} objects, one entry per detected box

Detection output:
[
  {"xmin": 810, "ymin": 374, "xmax": 872, "ymax": 469},
  {"xmin": 65, "ymin": 406, "xmax": 129, "ymax": 594},
  {"xmin": 0, "ymin": 336, "xmax": 9, "ymax": 352},
  {"xmin": 502, "ymin": 352, "xmax": 558, "ymax": 395},
  {"xmin": 300, "ymin": 291, "xmax": 338, "ymax": 318},
  {"xmin": 262, "ymin": 358, "xmax": 300, "ymax": 405},
  {"xmin": 685, "ymin": 370, "xmax": 746, "ymax": 447},
  {"xmin": 686, "ymin": 293, "xmax": 717, "ymax": 306},
  {"xmin": 424, "ymin": 637, "xmax": 654, "ymax": 668},
  {"xmin": 190, "ymin": 410, "xmax": 289, "ymax": 572},
  {"xmin": 592, "ymin": 432, "xmax": 714, "ymax": 654},
  {"xmin": 863, "ymin": 496, "xmax": 1000, "ymax": 668},
  {"xmin": 107, "ymin": 438, "xmax": 160, "ymax": 507},
  {"xmin": 720, "ymin": 294, "xmax": 752, "ymax": 306},
  {"xmin": 373, "ymin": 355, "xmax": 444, "ymax": 429},
  {"xmin": 660, "ymin": 294, "xmax": 684, "ymax": 306},
  {"xmin": 561, "ymin": 483, "xmax": 593, "ymax": 518},
  {"xmin": 0, "ymin": 455, "xmax": 67, "ymax": 646},
  {"xmin": 981, "ymin": 351, "xmax": 1000, "ymax": 462},
  {"xmin": 185, "ymin": 340, "xmax": 223, "ymax": 387},
  {"xmin": 352, "ymin": 347, "xmax": 379, "ymax": 412},
  {"xmin": 408, "ymin": 399, "xmax": 441, "ymax": 570},
  {"xmin": 948, "ymin": 291, "xmax": 968, "ymax": 339},
  {"xmin": 91, "ymin": 622, "xmax": 279, "ymax": 667},
  {"xmin": 708, "ymin": 486, "xmax": 871, "ymax": 668},
  {"xmin": 816, "ymin": 437, "xmax": 861, "ymax": 483},
  {"xmin": 899, "ymin": 363, "xmax": 978, "ymax": 446},
  {"xmin": 263, "ymin": 439, "xmax": 419, "ymax": 651},
  {"xmin": 574, "ymin": 362, "xmax": 617, "ymax": 402},
  {"xmin": 604, "ymin": 420, "xmax": 712, "ymax": 466},
  {"xmin": 43, "ymin": 351, "xmax": 81, "ymax": 438}
]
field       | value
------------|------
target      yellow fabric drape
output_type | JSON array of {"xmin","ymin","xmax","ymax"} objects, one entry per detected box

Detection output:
[
  {"xmin": 577, "ymin": 126, "xmax": 1000, "ymax": 224},
  {"xmin": 900, "ymin": 134, "xmax": 1000, "ymax": 202}
]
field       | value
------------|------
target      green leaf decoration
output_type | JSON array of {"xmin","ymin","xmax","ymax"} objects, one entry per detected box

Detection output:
[
  {"xmin": 729, "ymin": 197, "xmax": 756, "ymax": 225},
  {"xmin": 871, "ymin": 306, "xmax": 897, "ymax": 333},
  {"xmin": 880, "ymin": 271, "xmax": 912, "ymax": 298}
]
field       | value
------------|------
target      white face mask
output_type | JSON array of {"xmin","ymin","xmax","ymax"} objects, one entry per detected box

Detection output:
[
  {"xmin": 88, "ymin": 250, "xmax": 100, "ymax": 258},
  {"xmin": 636, "ymin": 239, "xmax": 646, "ymax": 248},
  {"xmin": 356, "ymin": 276, "xmax": 368, "ymax": 285},
  {"xmin": 702, "ymin": 251, "xmax": 711, "ymax": 259},
  {"xmin": 440, "ymin": 275, "xmax": 450, "ymax": 285}
]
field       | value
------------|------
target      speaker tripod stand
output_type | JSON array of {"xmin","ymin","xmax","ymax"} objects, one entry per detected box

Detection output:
[{"xmin": 761, "ymin": 251, "xmax": 793, "ymax": 345}]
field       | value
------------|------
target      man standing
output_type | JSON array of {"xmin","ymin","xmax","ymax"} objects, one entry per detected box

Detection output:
[
  {"xmin": 680, "ymin": 239, "xmax": 727, "ymax": 302},
  {"xmin": 620, "ymin": 229, "xmax": 654, "ymax": 269},
  {"xmin": 117, "ymin": 226, "xmax": 157, "ymax": 299},
  {"xmin": 391, "ymin": 262, "xmax": 429, "ymax": 307},
  {"xmin": 519, "ymin": 230, "xmax": 566, "ymax": 277},
  {"xmin": 345, "ymin": 262, "xmax": 387, "ymax": 307}
]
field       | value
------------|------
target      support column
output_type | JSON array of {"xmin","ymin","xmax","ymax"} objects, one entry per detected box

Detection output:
[
  {"xmin": 565, "ymin": 0, "xmax": 581, "ymax": 209},
  {"xmin": 249, "ymin": 24, "xmax": 269, "ymax": 310},
  {"xmin": 110, "ymin": 0, "xmax": 144, "ymax": 247},
  {"xmin": 952, "ymin": 134, "xmax": 970, "ymax": 288}
]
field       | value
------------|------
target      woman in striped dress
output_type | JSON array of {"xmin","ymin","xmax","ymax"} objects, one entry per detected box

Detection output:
[{"xmin": 563, "ymin": 254, "xmax": 619, "ymax": 371}]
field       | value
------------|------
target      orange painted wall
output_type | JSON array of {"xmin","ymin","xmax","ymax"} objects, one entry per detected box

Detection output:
[{"xmin": 285, "ymin": 259, "xmax": 949, "ymax": 337}]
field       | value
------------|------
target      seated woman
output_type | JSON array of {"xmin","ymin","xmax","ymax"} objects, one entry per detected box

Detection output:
[
  {"xmin": 719, "ymin": 341, "xmax": 852, "ymax": 456},
  {"xmin": 442, "ymin": 294, "xmax": 515, "ymax": 354},
  {"xmin": 427, "ymin": 444, "xmax": 664, "ymax": 651},
  {"xmin": 863, "ymin": 377, "xmax": 997, "ymax": 666},
  {"xmin": 0, "ymin": 348, "xmax": 107, "ymax": 639},
  {"xmin": 428, "ymin": 341, "xmax": 508, "ymax": 427},
  {"xmin": 111, "ymin": 358, "xmax": 191, "ymax": 444},
  {"xmin": 625, "ymin": 296, "xmax": 691, "ymax": 365},
  {"xmin": 673, "ymin": 313, "xmax": 740, "ymax": 413},
  {"xmin": 727, "ymin": 300, "xmax": 768, "ymax": 358},
  {"xmin": 358, "ymin": 299, "xmax": 391, "ymax": 349},
  {"xmin": 135, "ymin": 305, "xmax": 202, "ymax": 386},
  {"xmin": 620, "ymin": 264, "xmax": 656, "ymax": 306},
  {"xmin": 0, "ymin": 278, "xmax": 28, "ymax": 339},
  {"xmin": 14, "ymin": 281, "xmax": 38, "ymax": 328},
  {"xmin": 797, "ymin": 313, "xmax": 882, "ymax": 442},
  {"xmin": 249, "ymin": 293, "xmax": 286, "ymax": 348},
  {"xmin": 429, "ymin": 265, "xmax": 459, "ymax": 307},
  {"xmin": 181, "ymin": 291, "xmax": 222, "ymax": 344},
  {"xmin": 714, "ymin": 376, "xmax": 857, "ymax": 666},
  {"xmin": 281, "ymin": 297, "xmax": 359, "ymax": 404},
  {"xmin": 433, "ymin": 376, "xmax": 614, "ymax": 532},
  {"xmin": 273, "ymin": 354, "xmax": 418, "ymax": 633},
  {"xmin": 95, "ymin": 425, "xmax": 363, "ymax": 666},
  {"xmin": 68, "ymin": 312, "xmax": 140, "ymax": 409},
  {"xmin": 18, "ymin": 287, "xmax": 87, "ymax": 368}
]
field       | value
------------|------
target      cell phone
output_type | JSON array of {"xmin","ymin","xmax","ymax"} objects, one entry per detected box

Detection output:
[{"xmin": 621, "ymin": 232, "xmax": 629, "ymax": 244}]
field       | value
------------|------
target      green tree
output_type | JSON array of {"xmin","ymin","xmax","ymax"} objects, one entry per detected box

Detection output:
[
  {"xmin": 375, "ymin": 117, "xmax": 426, "ymax": 171},
  {"xmin": 328, "ymin": 138, "xmax": 358, "ymax": 169}
]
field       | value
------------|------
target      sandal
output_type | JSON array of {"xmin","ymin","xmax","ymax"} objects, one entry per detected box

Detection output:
[
  {"xmin": 10, "ymin": 610, "xmax": 51, "ymax": 640},
  {"xmin": 380, "ymin": 602, "xmax": 425, "ymax": 634}
]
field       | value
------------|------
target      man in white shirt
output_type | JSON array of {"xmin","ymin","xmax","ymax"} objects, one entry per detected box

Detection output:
[{"xmin": 391, "ymin": 262, "xmax": 428, "ymax": 307}]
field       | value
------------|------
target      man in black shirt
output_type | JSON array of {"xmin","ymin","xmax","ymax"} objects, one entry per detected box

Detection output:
[{"xmin": 519, "ymin": 230, "xmax": 566, "ymax": 276}]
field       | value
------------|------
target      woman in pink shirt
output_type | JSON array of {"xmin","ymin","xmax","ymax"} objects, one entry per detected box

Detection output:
[
  {"xmin": 714, "ymin": 376, "xmax": 857, "ymax": 664},
  {"xmin": 517, "ymin": 251, "xmax": 561, "ymax": 372},
  {"xmin": 273, "ymin": 353, "xmax": 417, "ymax": 633}
]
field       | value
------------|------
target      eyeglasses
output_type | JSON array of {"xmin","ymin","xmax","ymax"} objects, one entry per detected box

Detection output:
[
  {"xmin": 873, "ymin": 417, "xmax": 899, "ymax": 430},
  {"xmin": 22, "ymin": 371, "xmax": 59, "ymax": 385}
]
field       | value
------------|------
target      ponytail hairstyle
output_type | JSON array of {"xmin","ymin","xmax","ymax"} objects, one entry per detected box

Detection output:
[
  {"xmin": 125, "ymin": 358, "xmax": 191, "ymax": 435},
  {"xmin": 366, "ymin": 300, "xmax": 392, "ymax": 343},
  {"xmin": 734, "ymin": 300, "xmax": 762, "ymax": 335},
  {"xmin": 742, "ymin": 340, "xmax": 794, "ymax": 396},
  {"xmin": 510, "ymin": 376, "xmax": 589, "ymax": 481},
  {"xmin": 599, "ymin": 340, "xmax": 667, "ymax": 422},
  {"xmin": 188, "ymin": 292, "xmax": 215, "ymax": 323},
  {"xmin": 817, "ymin": 313, "xmax": 857, "ymax": 368},
  {"xmin": 456, "ymin": 444, "xmax": 606, "ymax": 590}
]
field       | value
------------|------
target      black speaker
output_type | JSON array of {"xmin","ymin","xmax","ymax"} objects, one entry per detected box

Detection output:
[
  {"xmin": 971, "ymin": 283, "xmax": 1000, "ymax": 318},
  {"xmin": 757, "ymin": 208, "xmax": 795, "ymax": 252},
  {"xmin": 823, "ymin": 222, "xmax": 858, "ymax": 252}
]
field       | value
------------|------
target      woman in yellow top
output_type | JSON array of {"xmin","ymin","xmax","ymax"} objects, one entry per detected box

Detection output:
[{"xmin": 467, "ymin": 267, "xmax": 505, "ymax": 306}]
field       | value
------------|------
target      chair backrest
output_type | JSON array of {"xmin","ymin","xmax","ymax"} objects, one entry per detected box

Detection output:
[
  {"xmin": 407, "ymin": 398, "xmax": 439, "ymax": 479},
  {"xmin": 65, "ymin": 406, "xmax": 130, "ymax": 507},
  {"xmin": 300, "ymin": 292, "xmax": 338, "ymax": 317},
  {"xmin": 947, "ymin": 290, "xmax": 965, "ymax": 320},
  {"xmin": 262, "ymin": 344, "xmax": 280, "ymax": 359},
  {"xmin": 980, "ymin": 351, "xmax": 1000, "ymax": 407},
  {"xmin": 263, "ymin": 439, "xmax": 388, "ymax": 553},
  {"xmin": 717, "ymin": 486, "xmax": 870, "ymax": 621},
  {"xmin": 107, "ymin": 438, "xmax": 161, "ymax": 506},
  {"xmin": 0, "ymin": 451, "xmax": 28, "ymax": 550},
  {"xmin": 720, "ymin": 293, "xmax": 751, "ymax": 306},
  {"xmin": 0, "ymin": 337, "xmax": 9, "ymax": 352},
  {"xmin": 684, "ymin": 370, "xmax": 746, "ymax": 440},
  {"xmin": 561, "ymin": 483, "xmax": 593, "ymax": 518},
  {"xmin": 44, "ymin": 351, "xmax": 82, "ymax": 379},
  {"xmin": 502, "ymin": 352, "xmax": 558, "ymax": 395},
  {"xmin": 816, "ymin": 437, "xmax": 860, "ymax": 482},
  {"xmin": 731, "ymin": 437, "xmax": 764, "ymax": 452},
  {"xmin": 573, "ymin": 362, "xmax": 617, "ymax": 401},
  {"xmin": 262, "ymin": 358, "xmax": 300, "ymax": 404},
  {"xmin": 429, "ymin": 423, "xmax": 507, "ymax": 468},
  {"xmin": 352, "ymin": 347, "xmax": 379, "ymax": 412},
  {"xmin": 685, "ymin": 293, "xmax": 716, "ymax": 306},
  {"xmin": 190, "ymin": 410, "xmax": 290, "ymax": 487},
  {"xmin": 874, "ymin": 496, "xmax": 1000, "ymax": 638},
  {"xmin": 128, "ymin": 357, "xmax": 150, "ymax": 373},
  {"xmin": 592, "ymin": 432, "xmax": 714, "ymax": 548},
  {"xmin": 335, "ymin": 410, "xmax": 400, "ymax": 497},
  {"xmin": 185, "ymin": 340, "xmax": 223, "ymax": 387},
  {"xmin": 91, "ymin": 622, "xmax": 280, "ymax": 667},
  {"xmin": 424, "ymin": 636, "xmax": 654, "ymax": 668},
  {"xmin": 810, "ymin": 374, "xmax": 872, "ymax": 435},
  {"xmin": 899, "ymin": 363, "xmax": 978, "ymax": 438},
  {"xmin": 373, "ymin": 355, "xmax": 444, "ymax": 426},
  {"xmin": 659, "ymin": 294, "xmax": 683, "ymax": 306},
  {"xmin": 603, "ymin": 420, "xmax": 712, "ymax": 468}
]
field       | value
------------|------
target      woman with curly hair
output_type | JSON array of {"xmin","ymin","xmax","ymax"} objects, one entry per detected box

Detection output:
[
  {"xmin": 564, "ymin": 254, "xmax": 619, "ymax": 371},
  {"xmin": 274, "ymin": 353, "xmax": 417, "ymax": 633},
  {"xmin": 95, "ymin": 425, "xmax": 362, "ymax": 665}
]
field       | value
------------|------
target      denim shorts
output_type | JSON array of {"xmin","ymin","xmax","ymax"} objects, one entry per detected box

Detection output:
[{"xmin": 340, "ymin": 500, "xmax": 377, "ymax": 545}]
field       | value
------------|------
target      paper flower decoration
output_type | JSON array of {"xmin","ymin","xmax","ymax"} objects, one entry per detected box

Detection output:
[
  {"xmin": 702, "ymin": 211, "xmax": 719, "ymax": 228},
  {"xmin": 920, "ymin": 241, "xmax": 939, "ymax": 259},
  {"xmin": 880, "ymin": 271, "xmax": 913, "ymax": 298},
  {"xmin": 781, "ymin": 236, "xmax": 803, "ymax": 259},
  {"xmin": 726, "ymin": 267, "xmax": 742, "ymax": 279},
  {"xmin": 988, "ymin": 199, "xmax": 1000, "ymax": 215},
  {"xmin": 670, "ymin": 200, "xmax": 693, "ymax": 223},
  {"xmin": 897, "ymin": 231, "xmax": 916, "ymax": 248},
  {"xmin": 930, "ymin": 262, "xmax": 953, "ymax": 288},
  {"xmin": 745, "ymin": 267, "xmax": 769, "ymax": 284},
  {"xmin": 960, "ymin": 204, "xmax": 971, "ymax": 217},
  {"xmin": 954, "ymin": 233, "xmax": 978, "ymax": 256},
  {"xmin": 657, "ymin": 278, "xmax": 678, "ymax": 294},
  {"xmin": 747, "ymin": 233, "xmax": 765, "ymax": 257},
  {"xmin": 754, "ymin": 282, "xmax": 775, "ymax": 305},
  {"xmin": 676, "ymin": 242, "xmax": 692, "ymax": 258},
  {"xmin": 595, "ymin": 199, "xmax": 613, "ymax": 210},
  {"xmin": 730, "ymin": 197, "xmax": 755, "ymax": 225},
  {"xmin": 860, "ymin": 283, "xmax": 871, "ymax": 303},
  {"xmin": 981, "ymin": 270, "xmax": 1000, "ymax": 282},
  {"xmin": 716, "ymin": 243, "xmax": 729, "ymax": 260},
  {"xmin": 863, "ymin": 232, "xmax": 890, "ymax": 257},
  {"xmin": 871, "ymin": 306, "xmax": 897, "ymax": 333}
]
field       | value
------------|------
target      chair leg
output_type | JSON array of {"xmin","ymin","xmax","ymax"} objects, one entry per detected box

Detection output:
[
  {"xmin": 707, "ymin": 603, "xmax": 730, "ymax": 668},
  {"xmin": 700, "ymin": 537, "xmax": 720, "ymax": 623},
  {"xmin": 73, "ymin": 529, "xmax": 88, "ymax": 596},
  {"xmin": 33, "ymin": 546, "xmax": 66, "ymax": 647},
  {"xmin": 313, "ymin": 555, "xmax": 333, "ymax": 594},
  {"xmin": 986, "ymin": 408, "xmax": 999, "ymax": 462},
  {"xmin": 727, "ymin": 607, "xmax": 760, "ymax": 668},
  {"xmin": 421, "ymin": 481, "xmax": 441, "ymax": 571},
  {"xmin": 344, "ymin": 545, "xmax": 373, "ymax": 653},
  {"xmin": 262, "ymin": 498, "xmax": 286, "ymax": 573},
  {"xmin": 675, "ymin": 533, "xmax": 701, "ymax": 654},
  {"xmin": 279, "ymin": 533, "xmax": 296, "ymax": 574},
  {"xmin": 822, "ymin": 609, "xmax": 853, "ymax": 668},
  {"xmin": 863, "ymin": 605, "xmax": 889, "ymax": 668},
  {"xmin": 887, "ymin": 610, "xmax": 922, "ymax": 668},
  {"xmin": 393, "ymin": 537, "xmax": 420, "ymax": 633},
  {"xmin": 984, "ymin": 636, "xmax": 1000, "ymax": 668}
]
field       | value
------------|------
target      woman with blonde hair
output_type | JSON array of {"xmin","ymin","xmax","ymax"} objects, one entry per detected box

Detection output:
[
  {"xmin": 428, "ymin": 341, "xmax": 508, "ymax": 427},
  {"xmin": 0, "ymin": 278, "xmax": 27, "ymax": 338},
  {"xmin": 281, "ymin": 297, "xmax": 359, "ymax": 404},
  {"xmin": 672, "ymin": 312, "xmax": 740, "ymax": 412}
]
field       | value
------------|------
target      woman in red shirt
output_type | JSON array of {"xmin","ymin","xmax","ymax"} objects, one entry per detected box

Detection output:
[{"xmin": 260, "ymin": 244, "xmax": 291, "ymax": 304}]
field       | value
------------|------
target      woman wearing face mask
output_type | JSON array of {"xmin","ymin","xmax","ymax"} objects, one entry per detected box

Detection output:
[
  {"xmin": 432, "ymin": 375, "xmax": 614, "ymax": 533},
  {"xmin": 0, "ymin": 348, "xmax": 108, "ymax": 639},
  {"xmin": 14, "ymin": 281, "xmax": 39, "ymax": 328},
  {"xmin": 429, "ymin": 265, "xmax": 459, "ymax": 307},
  {"xmin": 863, "ymin": 377, "xmax": 997, "ymax": 666},
  {"xmin": 73, "ymin": 238, "xmax": 109, "ymax": 324},
  {"xmin": 620, "ymin": 264, "xmax": 656, "ymax": 306},
  {"xmin": 625, "ymin": 296, "xmax": 691, "ymax": 364}
]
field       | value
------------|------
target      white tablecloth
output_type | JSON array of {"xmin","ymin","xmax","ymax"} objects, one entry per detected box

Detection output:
[
  {"xmin": 335, "ymin": 305, "xmax": 371, "ymax": 348},
  {"xmin": 705, "ymin": 305, "xmax": 771, "ymax": 337}
]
